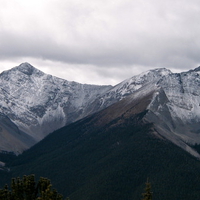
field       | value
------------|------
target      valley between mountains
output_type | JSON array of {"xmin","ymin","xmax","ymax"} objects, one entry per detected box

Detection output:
[{"xmin": 1, "ymin": 63, "xmax": 200, "ymax": 199}]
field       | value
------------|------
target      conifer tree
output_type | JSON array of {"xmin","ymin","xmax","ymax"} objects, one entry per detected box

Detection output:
[
  {"xmin": 142, "ymin": 178, "xmax": 153, "ymax": 200},
  {"xmin": 0, "ymin": 174, "xmax": 67, "ymax": 200}
]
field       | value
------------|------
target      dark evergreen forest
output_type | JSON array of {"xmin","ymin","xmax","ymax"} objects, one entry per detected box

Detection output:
[{"xmin": 1, "ymin": 110, "xmax": 200, "ymax": 199}]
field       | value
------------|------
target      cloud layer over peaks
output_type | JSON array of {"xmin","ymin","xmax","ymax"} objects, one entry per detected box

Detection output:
[{"xmin": 0, "ymin": 0, "xmax": 200, "ymax": 85}]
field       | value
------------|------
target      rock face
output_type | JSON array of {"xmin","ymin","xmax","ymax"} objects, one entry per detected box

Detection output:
[
  {"xmin": 0, "ymin": 63, "xmax": 111, "ymax": 153},
  {"xmin": 0, "ymin": 113, "xmax": 35, "ymax": 154},
  {"xmin": 84, "ymin": 66, "xmax": 200, "ymax": 158},
  {"xmin": 1, "ymin": 62, "xmax": 200, "ymax": 156}
]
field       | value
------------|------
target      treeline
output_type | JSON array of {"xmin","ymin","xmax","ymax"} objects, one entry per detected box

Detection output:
[
  {"xmin": 0, "ymin": 175, "xmax": 152, "ymax": 200},
  {"xmin": 0, "ymin": 174, "xmax": 68, "ymax": 200}
]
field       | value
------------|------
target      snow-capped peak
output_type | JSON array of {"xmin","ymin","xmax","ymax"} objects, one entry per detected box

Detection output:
[
  {"xmin": 11, "ymin": 62, "xmax": 45, "ymax": 77},
  {"xmin": 0, "ymin": 63, "xmax": 112, "ymax": 153},
  {"xmin": 15, "ymin": 62, "xmax": 41, "ymax": 75},
  {"xmin": 92, "ymin": 67, "xmax": 172, "ymax": 109}
]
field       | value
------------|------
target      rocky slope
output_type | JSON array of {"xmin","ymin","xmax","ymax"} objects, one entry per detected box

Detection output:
[
  {"xmin": 0, "ymin": 63, "xmax": 111, "ymax": 153},
  {"xmin": 93, "ymin": 67, "xmax": 200, "ymax": 157}
]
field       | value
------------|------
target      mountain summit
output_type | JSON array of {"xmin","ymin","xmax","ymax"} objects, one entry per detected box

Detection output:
[{"xmin": 13, "ymin": 62, "xmax": 42, "ymax": 75}]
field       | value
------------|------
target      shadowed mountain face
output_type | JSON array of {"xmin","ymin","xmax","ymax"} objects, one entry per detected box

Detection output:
[
  {"xmin": 7, "ymin": 89, "xmax": 200, "ymax": 200},
  {"xmin": 0, "ymin": 114, "xmax": 35, "ymax": 154}
]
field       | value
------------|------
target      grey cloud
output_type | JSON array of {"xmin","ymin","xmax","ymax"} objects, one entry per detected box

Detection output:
[
  {"xmin": 1, "ymin": 0, "xmax": 200, "ymax": 85},
  {"xmin": 1, "ymin": 29, "xmax": 199, "ymax": 69}
]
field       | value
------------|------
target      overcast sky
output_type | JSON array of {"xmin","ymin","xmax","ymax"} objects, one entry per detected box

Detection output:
[{"xmin": 0, "ymin": 0, "xmax": 200, "ymax": 85}]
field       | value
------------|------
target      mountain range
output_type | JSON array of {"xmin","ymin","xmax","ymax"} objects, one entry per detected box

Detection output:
[
  {"xmin": 1, "ymin": 63, "xmax": 200, "ymax": 199},
  {"xmin": 1, "ymin": 63, "xmax": 200, "ymax": 158}
]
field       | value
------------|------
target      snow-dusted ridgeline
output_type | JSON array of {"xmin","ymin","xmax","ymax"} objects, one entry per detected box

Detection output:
[{"xmin": 1, "ymin": 63, "xmax": 200, "ymax": 156}]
